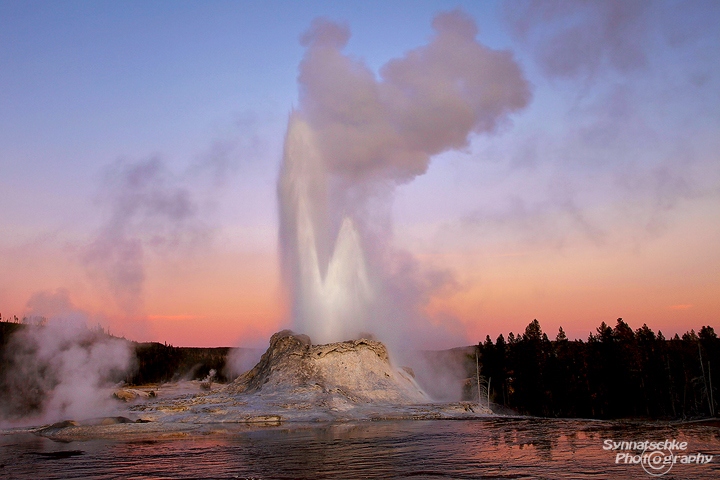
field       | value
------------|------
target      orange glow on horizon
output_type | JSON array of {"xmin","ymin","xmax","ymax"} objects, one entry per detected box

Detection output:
[
  {"xmin": 668, "ymin": 304, "xmax": 694, "ymax": 311},
  {"xmin": 2, "ymin": 199, "xmax": 718, "ymax": 348}
]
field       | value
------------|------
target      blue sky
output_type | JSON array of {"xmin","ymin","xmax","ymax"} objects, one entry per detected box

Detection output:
[
  {"xmin": 1, "ymin": 1, "xmax": 510, "ymax": 237},
  {"xmin": 1, "ymin": 1, "xmax": 719, "ymax": 346}
]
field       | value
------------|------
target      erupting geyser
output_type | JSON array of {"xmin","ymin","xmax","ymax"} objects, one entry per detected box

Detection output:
[
  {"xmin": 9, "ymin": 13, "xmax": 533, "ymax": 438},
  {"xmin": 277, "ymin": 10, "xmax": 531, "ymax": 348},
  {"xmin": 278, "ymin": 115, "xmax": 373, "ymax": 344}
]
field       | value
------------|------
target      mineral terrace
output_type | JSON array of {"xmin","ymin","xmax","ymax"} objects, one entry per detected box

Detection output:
[{"xmin": 34, "ymin": 331, "xmax": 490, "ymax": 439}]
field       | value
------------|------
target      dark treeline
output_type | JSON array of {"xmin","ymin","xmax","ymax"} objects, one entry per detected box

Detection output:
[
  {"xmin": 130, "ymin": 342, "xmax": 230, "ymax": 384},
  {"xmin": 475, "ymin": 318, "xmax": 719, "ymax": 419},
  {"xmin": 0, "ymin": 320, "xmax": 23, "ymax": 348}
]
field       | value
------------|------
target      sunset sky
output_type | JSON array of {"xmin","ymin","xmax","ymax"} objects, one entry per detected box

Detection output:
[{"xmin": 1, "ymin": 1, "xmax": 719, "ymax": 348}]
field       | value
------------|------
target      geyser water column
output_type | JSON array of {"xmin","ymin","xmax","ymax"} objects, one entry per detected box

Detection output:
[
  {"xmin": 278, "ymin": 114, "xmax": 373, "ymax": 344},
  {"xmin": 278, "ymin": 11, "xmax": 532, "ymax": 347}
]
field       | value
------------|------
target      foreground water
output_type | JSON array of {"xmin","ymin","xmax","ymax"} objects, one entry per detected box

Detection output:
[{"xmin": 2, "ymin": 418, "xmax": 719, "ymax": 479}]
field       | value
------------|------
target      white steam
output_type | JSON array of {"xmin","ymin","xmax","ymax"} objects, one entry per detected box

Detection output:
[
  {"xmin": 298, "ymin": 11, "xmax": 530, "ymax": 182},
  {"xmin": 0, "ymin": 289, "xmax": 132, "ymax": 426},
  {"xmin": 279, "ymin": 11, "xmax": 530, "ymax": 349}
]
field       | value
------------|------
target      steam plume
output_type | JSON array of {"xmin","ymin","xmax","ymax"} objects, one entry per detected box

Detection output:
[
  {"xmin": 82, "ymin": 157, "xmax": 206, "ymax": 323},
  {"xmin": 279, "ymin": 11, "xmax": 530, "ymax": 346},
  {"xmin": 0, "ymin": 289, "xmax": 132, "ymax": 425},
  {"xmin": 505, "ymin": 0, "xmax": 651, "ymax": 78}
]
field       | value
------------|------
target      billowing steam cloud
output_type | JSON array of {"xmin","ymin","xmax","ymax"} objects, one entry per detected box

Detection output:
[
  {"xmin": 0, "ymin": 289, "xmax": 132, "ymax": 426},
  {"xmin": 279, "ymin": 11, "xmax": 530, "ymax": 347},
  {"xmin": 298, "ymin": 11, "xmax": 530, "ymax": 182}
]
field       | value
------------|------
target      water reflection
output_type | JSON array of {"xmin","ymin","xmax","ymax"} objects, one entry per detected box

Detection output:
[{"xmin": 1, "ymin": 418, "xmax": 719, "ymax": 479}]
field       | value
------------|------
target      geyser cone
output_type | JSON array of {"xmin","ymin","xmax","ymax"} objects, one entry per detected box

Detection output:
[{"xmin": 229, "ymin": 330, "xmax": 427, "ymax": 404}]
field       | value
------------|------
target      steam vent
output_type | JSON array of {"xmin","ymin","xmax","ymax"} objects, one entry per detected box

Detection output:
[{"xmin": 127, "ymin": 331, "xmax": 491, "ymax": 425}]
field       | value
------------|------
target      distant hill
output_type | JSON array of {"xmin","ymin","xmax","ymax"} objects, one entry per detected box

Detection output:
[{"xmin": 0, "ymin": 321, "xmax": 247, "ymax": 385}]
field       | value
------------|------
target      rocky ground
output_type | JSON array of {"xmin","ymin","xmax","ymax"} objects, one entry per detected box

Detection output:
[{"xmin": 14, "ymin": 331, "xmax": 492, "ymax": 440}]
